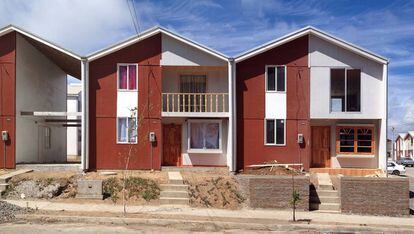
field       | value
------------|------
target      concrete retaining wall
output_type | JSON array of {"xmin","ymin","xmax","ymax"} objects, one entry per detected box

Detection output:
[
  {"xmin": 340, "ymin": 176, "xmax": 410, "ymax": 216},
  {"xmin": 236, "ymin": 175, "xmax": 309, "ymax": 210}
]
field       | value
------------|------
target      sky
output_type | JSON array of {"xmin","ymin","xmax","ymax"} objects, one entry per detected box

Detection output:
[{"xmin": 0, "ymin": 0, "xmax": 413, "ymax": 137}]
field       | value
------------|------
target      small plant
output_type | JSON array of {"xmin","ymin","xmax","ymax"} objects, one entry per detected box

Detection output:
[
  {"xmin": 103, "ymin": 177, "xmax": 121, "ymax": 202},
  {"xmin": 290, "ymin": 175, "xmax": 301, "ymax": 222}
]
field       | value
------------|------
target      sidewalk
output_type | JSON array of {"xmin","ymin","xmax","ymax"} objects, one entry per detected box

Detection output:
[{"xmin": 5, "ymin": 199, "xmax": 414, "ymax": 230}]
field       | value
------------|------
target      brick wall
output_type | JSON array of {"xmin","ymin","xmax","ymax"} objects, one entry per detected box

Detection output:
[
  {"xmin": 236, "ymin": 175, "xmax": 309, "ymax": 210},
  {"xmin": 340, "ymin": 176, "xmax": 410, "ymax": 216}
]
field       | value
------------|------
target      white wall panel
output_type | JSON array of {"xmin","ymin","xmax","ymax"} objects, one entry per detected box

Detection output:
[
  {"xmin": 265, "ymin": 92, "xmax": 286, "ymax": 119},
  {"xmin": 117, "ymin": 92, "xmax": 138, "ymax": 117}
]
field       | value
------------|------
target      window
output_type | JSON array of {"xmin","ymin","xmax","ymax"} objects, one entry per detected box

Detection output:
[
  {"xmin": 180, "ymin": 75, "xmax": 207, "ymax": 93},
  {"xmin": 180, "ymin": 75, "xmax": 207, "ymax": 112},
  {"xmin": 266, "ymin": 66, "xmax": 286, "ymax": 92},
  {"xmin": 118, "ymin": 64, "xmax": 137, "ymax": 91},
  {"xmin": 265, "ymin": 119, "xmax": 285, "ymax": 145},
  {"xmin": 188, "ymin": 120, "xmax": 221, "ymax": 151},
  {"xmin": 45, "ymin": 127, "xmax": 51, "ymax": 149},
  {"xmin": 330, "ymin": 68, "xmax": 360, "ymax": 112},
  {"xmin": 117, "ymin": 117, "xmax": 137, "ymax": 143},
  {"xmin": 336, "ymin": 126, "xmax": 374, "ymax": 154}
]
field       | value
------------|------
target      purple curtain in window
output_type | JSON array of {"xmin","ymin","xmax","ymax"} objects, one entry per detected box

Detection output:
[
  {"xmin": 119, "ymin": 66, "xmax": 127, "ymax": 89},
  {"xmin": 128, "ymin": 65, "xmax": 137, "ymax": 90}
]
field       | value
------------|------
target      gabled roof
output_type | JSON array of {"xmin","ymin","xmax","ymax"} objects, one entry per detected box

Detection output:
[
  {"xmin": 0, "ymin": 24, "xmax": 82, "ymax": 60},
  {"xmin": 407, "ymin": 131, "xmax": 414, "ymax": 139},
  {"xmin": 87, "ymin": 26, "xmax": 228, "ymax": 62},
  {"xmin": 397, "ymin": 133, "xmax": 407, "ymax": 140},
  {"xmin": 234, "ymin": 26, "xmax": 389, "ymax": 64},
  {"xmin": 0, "ymin": 25, "xmax": 83, "ymax": 78}
]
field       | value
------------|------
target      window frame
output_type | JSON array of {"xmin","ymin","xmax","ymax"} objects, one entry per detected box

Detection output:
[
  {"xmin": 265, "ymin": 65, "xmax": 287, "ymax": 93},
  {"xmin": 116, "ymin": 116, "xmax": 138, "ymax": 144},
  {"xmin": 329, "ymin": 68, "xmax": 362, "ymax": 113},
  {"xmin": 187, "ymin": 119, "xmax": 222, "ymax": 153},
  {"xmin": 336, "ymin": 126, "xmax": 375, "ymax": 155},
  {"xmin": 264, "ymin": 118, "xmax": 286, "ymax": 146},
  {"xmin": 117, "ymin": 63, "xmax": 138, "ymax": 91}
]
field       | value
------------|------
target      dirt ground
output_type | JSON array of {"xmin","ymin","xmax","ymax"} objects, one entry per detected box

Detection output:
[
  {"xmin": 181, "ymin": 170, "xmax": 245, "ymax": 210},
  {"xmin": 0, "ymin": 169, "xmax": 14, "ymax": 176},
  {"xmin": 240, "ymin": 166, "xmax": 304, "ymax": 176},
  {"xmin": 5, "ymin": 170, "xmax": 168, "ymax": 206}
]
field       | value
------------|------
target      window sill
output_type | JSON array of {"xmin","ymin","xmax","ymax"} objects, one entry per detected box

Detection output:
[
  {"xmin": 187, "ymin": 149, "xmax": 222, "ymax": 154},
  {"xmin": 336, "ymin": 154, "xmax": 375, "ymax": 158}
]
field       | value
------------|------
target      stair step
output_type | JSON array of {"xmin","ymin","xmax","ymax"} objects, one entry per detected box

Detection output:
[
  {"xmin": 160, "ymin": 184, "xmax": 188, "ymax": 191},
  {"xmin": 310, "ymin": 202, "xmax": 340, "ymax": 211},
  {"xmin": 318, "ymin": 184, "xmax": 333, "ymax": 190},
  {"xmin": 160, "ymin": 191, "xmax": 188, "ymax": 198},
  {"xmin": 160, "ymin": 197, "xmax": 189, "ymax": 205},
  {"xmin": 168, "ymin": 179, "xmax": 184, "ymax": 185},
  {"xmin": 0, "ymin": 183, "xmax": 8, "ymax": 192},
  {"xmin": 310, "ymin": 189, "xmax": 338, "ymax": 197},
  {"xmin": 310, "ymin": 196, "xmax": 339, "ymax": 203}
]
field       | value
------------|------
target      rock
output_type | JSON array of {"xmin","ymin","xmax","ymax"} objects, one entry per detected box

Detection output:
[{"xmin": 0, "ymin": 201, "xmax": 33, "ymax": 223}]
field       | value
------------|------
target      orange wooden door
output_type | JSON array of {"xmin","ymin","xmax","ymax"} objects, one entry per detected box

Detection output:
[
  {"xmin": 162, "ymin": 124, "xmax": 182, "ymax": 166},
  {"xmin": 311, "ymin": 126, "xmax": 331, "ymax": 168}
]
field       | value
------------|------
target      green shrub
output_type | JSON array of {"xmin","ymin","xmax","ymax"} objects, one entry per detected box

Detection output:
[
  {"xmin": 103, "ymin": 176, "xmax": 160, "ymax": 203},
  {"xmin": 103, "ymin": 177, "xmax": 121, "ymax": 202}
]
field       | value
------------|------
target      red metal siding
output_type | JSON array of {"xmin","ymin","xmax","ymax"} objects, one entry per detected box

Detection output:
[
  {"xmin": 236, "ymin": 35, "xmax": 310, "ymax": 171},
  {"xmin": 89, "ymin": 34, "xmax": 162, "ymax": 170},
  {"xmin": 0, "ymin": 32, "xmax": 16, "ymax": 168}
]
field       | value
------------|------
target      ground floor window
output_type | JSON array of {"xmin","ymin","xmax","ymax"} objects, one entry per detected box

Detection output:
[
  {"xmin": 188, "ymin": 120, "xmax": 221, "ymax": 151},
  {"xmin": 117, "ymin": 117, "xmax": 137, "ymax": 143},
  {"xmin": 336, "ymin": 126, "xmax": 374, "ymax": 154},
  {"xmin": 265, "ymin": 119, "xmax": 285, "ymax": 145}
]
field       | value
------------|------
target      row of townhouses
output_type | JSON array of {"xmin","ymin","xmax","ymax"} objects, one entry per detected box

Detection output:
[
  {"xmin": 395, "ymin": 131, "xmax": 414, "ymax": 159},
  {"xmin": 0, "ymin": 25, "xmax": 388, "ymax": 172}
]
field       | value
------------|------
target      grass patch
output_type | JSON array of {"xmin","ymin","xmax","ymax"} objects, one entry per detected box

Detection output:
[{"xmin": 102, "ymin": 176, "xmax": 160, "ymax": 203}]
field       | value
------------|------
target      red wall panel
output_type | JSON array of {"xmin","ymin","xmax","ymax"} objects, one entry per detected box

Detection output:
[
  {"xmin": 0, "ymin": 32, "xmax": 16, "ymax": 169},
  {"xmin": 89, "ymin": 34, "xmax": 162, "ymax": 170},
  {"xmin": 236, "ymin": 35, "xmax": 311, "ymax": 171}
]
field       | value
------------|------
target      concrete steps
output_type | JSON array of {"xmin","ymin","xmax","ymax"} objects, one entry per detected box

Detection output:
[
  {"xmin": 310, "ymin": 173, "xmax": 340, "ymax": 212},
  {"xmin": 0, "ymin": 169, "xmax": 33, "ymax": 196},
  {"xmin": 159, "ymin": 172, "xmax": 189, "ymax": 205}
]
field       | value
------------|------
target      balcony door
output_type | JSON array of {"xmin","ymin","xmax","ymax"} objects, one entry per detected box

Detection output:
[{"xmin": 180, "ymin": 75, "xmax": 206, "ymax": 112}]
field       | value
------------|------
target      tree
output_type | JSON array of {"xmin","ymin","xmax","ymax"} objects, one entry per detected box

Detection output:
[{"xmin": 290, "ymin": 174, "xmax": 301, "ymax": 222}]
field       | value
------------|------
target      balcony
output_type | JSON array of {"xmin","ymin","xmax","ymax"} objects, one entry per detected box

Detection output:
[{"xmin": 162, "ymin": 93, "xmax": 229, "ymax": 117}]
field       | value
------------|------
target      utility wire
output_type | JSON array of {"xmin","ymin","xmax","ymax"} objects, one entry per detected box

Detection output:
[
  {"xmin": 126, "ymin": 0, "xmax": 139, "ymax": 35},
  {"xmin": 131, "ymin": 0, "xmax": 141, "ymax": 35}
]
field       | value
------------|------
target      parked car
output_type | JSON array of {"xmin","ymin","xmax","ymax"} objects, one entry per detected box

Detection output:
[
  {"xmin": 387, "ymin": 161, "xmax": 406, "ymax": 175},
  {"xmin": 397, "ymin": 157, "xmax": 414, "ymax": 167}
]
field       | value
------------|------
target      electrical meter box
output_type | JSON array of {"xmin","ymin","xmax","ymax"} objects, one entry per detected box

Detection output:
[
  {"xmin": 1, "ymin": 131, "xmax": 8, "ymax": 141},
  {"xmin": 149, "ymin": 132, "xmax": 156, "ymax": 142},
  {"xmin": 297, "ymin": 134, "xmax": 304, "ymax": 144}
]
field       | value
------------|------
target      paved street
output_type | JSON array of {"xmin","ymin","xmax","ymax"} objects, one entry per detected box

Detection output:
[{"xmin": 406, "ymin": 167, "xmax": 414, "ymax": 214}]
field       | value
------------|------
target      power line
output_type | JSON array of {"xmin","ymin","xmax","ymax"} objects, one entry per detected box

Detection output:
[
  {"xmin": 126, "ymin": 0, "xmax": 139, "ymax": 34},
  {"xmin": 131, "ymin": 0, "xmax": 141, "ymax": 35}
]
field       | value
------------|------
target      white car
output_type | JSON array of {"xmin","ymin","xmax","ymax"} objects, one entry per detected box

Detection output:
[{"xmin": 387, "ymin": 161, "xmax": 406, "ymax": 175}]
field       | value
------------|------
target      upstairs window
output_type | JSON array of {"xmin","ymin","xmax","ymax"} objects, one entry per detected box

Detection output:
[
  {"xmin": 330, "ymin": 68, "xmax": 361, "ymax": 112},
  {"xmin": 266, "ymin": 66, "xmax": 286, "ymax": 92},
  {"xmin": 118, "ymin": 64, "xmax": 138, "ymax": 91}
]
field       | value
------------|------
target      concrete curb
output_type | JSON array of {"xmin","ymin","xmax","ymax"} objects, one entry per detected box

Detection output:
[{"xmin": 15, "ymin": 213, "xmax": 414, "ymax": 232}]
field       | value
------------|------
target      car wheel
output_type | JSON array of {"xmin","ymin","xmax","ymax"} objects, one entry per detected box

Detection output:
[{"xmin": 392, "ymin": 170, "xmax": 400, "ymax": 175}]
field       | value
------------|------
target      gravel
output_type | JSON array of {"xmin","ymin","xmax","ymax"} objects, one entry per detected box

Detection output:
[
  {"xmin": 6, "ymin": 180, "xmax": 65, "ymax": 199},
  {"xmin": 0, "ymin": 201, "xmax": 33, "ymax": 223}
]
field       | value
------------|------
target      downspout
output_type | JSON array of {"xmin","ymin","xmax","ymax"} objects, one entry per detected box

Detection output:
[
  {"xmin": 385, "ymin": 62, "xmax": 389, "ymax": 176},
  {"xmin": 228, "ymin": 58, "xmax": 237, "ymax": 173},
  {"xmin": 81, "ymin": 58, "xmax": 89, "ymax": 171}
]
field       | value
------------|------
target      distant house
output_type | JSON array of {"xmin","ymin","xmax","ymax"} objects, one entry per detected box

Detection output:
[
  {"xmin": 395, "ymin": 131, "xmax": 414, "ymax": 159},
  {"xmin": 67, "ymin": 83, "xmax": 81, "ymax": 161}
]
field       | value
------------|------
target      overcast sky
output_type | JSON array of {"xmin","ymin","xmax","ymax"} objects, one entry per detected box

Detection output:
[{"xmin": 1, "ymin": 0, "xmax": 413, "ymax": 136}]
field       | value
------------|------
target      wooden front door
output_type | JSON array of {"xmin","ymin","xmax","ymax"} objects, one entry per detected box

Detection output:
[
  {"xmin": 311, "ymin": 126, "xmax": 331, "ymax": 168},
  {"xmin": 162, "ymin": 124, "xmax": 182, "ymax": 166}
]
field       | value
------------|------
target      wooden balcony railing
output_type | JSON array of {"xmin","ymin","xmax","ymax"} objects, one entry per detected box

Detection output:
[{"xmin": 162, "ymin": 93, "xmax": 228, "ymax": 113}]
